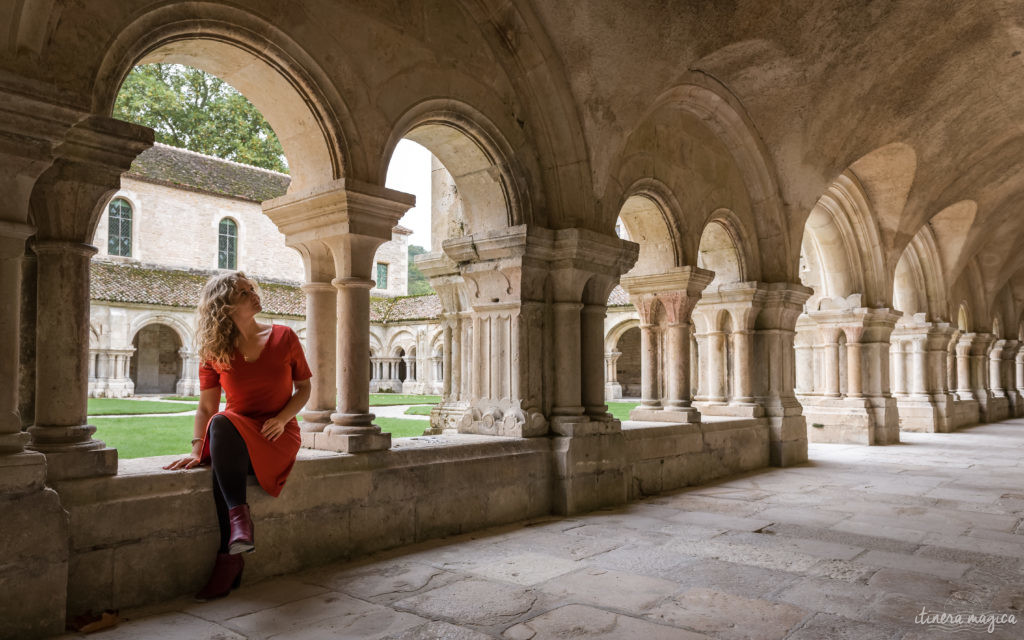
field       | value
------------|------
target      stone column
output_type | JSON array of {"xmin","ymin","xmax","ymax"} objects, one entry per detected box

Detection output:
[
  {"xmin": 822, "ymin": 328, "xmax": 841, "ymax": 398},
  {"xmin": 581, "ymin": 303, "xmax": 611, "ymax": 420},
  {"xmin": 623, "ymin": 268, "xmax": 712, "ymax": 423},
  {"xmin": 604, "ymin": 351, "xmax": 622, "ymax": 400},
  {"xmin": 970, "ymin": 333, "xmax": 995, "ymax": 420},
  {"xmin": 299, "ymin": 280, "xmax": 337, "ymax": 432},
  {"xmin": 911, "ymin": 338, "xmax": 928, "ymax": 397},
  {"xmin": 989, "ymin": 340, "xmax": 1006, "ymax": 398},
  {"xmin": 956, "ymin": 334, "xmax": 974, "ymax": 400},
  {"xmin": 1017, "ymin": 348, "xmax": 1024, "ymax": 417},
  {"xmin": 891, "ymin": 341, "xmax": 907, "ymax": 397},
  {"xmin": 1002, "ymin": 340, "xmax": 1020, "ymax": 416},
  {"xmin": 846, "ymin": 334, "xmax": 863, "ymax": 398},
  {"xmin": 706, "ymin": 330, "xmax": 728, "ymax": 402},
  {"xmin": 27, "ymin": 116, "xmax": 152, "ymax": 480},
  {"xmin": 0, "ymin": 222, "xmax": 35, "ymax": 455},
  {"xmin": 441, "ymin": 322, "xmax": 454, "ymax": 399},
  {"xmin": 264, "ymin": 179, "xmax": 414, "ymax": 452}
]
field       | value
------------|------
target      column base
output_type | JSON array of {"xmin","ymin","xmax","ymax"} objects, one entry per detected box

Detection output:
[
  {"xmin": 803, "ymin": 397, "xmax": 900, "ymax": 445},
  {"xmin": 302, "ymin": 429, "xmax": 391, "ymax": 453},
  {"xmin": 897, "ymin": 395, "xmax": 950, "ymax": 433},
  {"xmin": 695, "ymin": 402, "xmax": 765, "ymax": 418},
  {"xmin": 947, "ymin": 397, "xmax": 980, "ymax": 429},
  {"xmin": 604, "ymin": 382, "xmax": 623, "ymax": 401},
  {"xmin": 0, "ymin": 450, "xmax": 47, "ymax": 493},
  {"xmin": 761, "ymin": 401, "xmax": 808, "ymax": 466},
  {"xmin": 39, "ymin": 447, "xmax": 118, "ymax": 482},
  {"xmin": 299, "ymin": 409, "xmax": 334, "ymax": 433},
  {"xmin": 629, "ymin": 407, "xmax": 701, "ymax": 423}
]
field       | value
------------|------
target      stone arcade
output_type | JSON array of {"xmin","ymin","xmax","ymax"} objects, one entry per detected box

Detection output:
[{"xmin": 4, "ymin": 2, "xmax": 1024, "ymax": 637}]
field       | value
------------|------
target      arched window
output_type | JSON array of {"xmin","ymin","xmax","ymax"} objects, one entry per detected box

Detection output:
[
  {"xmin": 218, "ymin": 218, "xmax": 238, "ymax": 269},
  {"xmin": 108, "ymin": 198, "xmax": 132, "ymax": 257}
]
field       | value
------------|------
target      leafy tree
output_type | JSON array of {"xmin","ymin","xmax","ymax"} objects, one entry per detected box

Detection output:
[
  {"xmin": 407, "ymin": 244, "xmax": 434, "ymax": 295},
  {"xmin": 114, "ymin": 64, "xmax": 288, "ymax": 173}
]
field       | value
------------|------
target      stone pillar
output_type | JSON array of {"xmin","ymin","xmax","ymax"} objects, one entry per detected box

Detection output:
[
  {"xmin": 446, "ymin": 226, "xmax": 638, "ymax": 515},
  {"xmin": 581, "ymin": 302, "xmax": 611, "ymax": 420},
  {"xmin": 1017, "ymin": 348, "xmax": 1024, "ymax": 417},
  {"xmin": 27, "ymin": 116, "xmax": 152, "ymax": 481},
  {"xmin": 0, "ymin": 222, "xmax": 35, "ymax": 455},
  {"xmin": 754, "ymin": 283, "xmax": 812, "ymax": 465},
  {"xmin": 989, "ymin": 340, "xmax": 1006, "ymax": 398},
  {"xmin": 891, "ymin": 340, "xmax": 907, "ymax": 397},
  {"xmin": 955, "ymin": 334, "xmax": 974, "ymax": 400},
  {"xmin": 442, "ymin": 323, "xmax": 454, "ymax": 399},
  {"xmin": 264, "ymin": 179, "xmax": 414, "ymax": 452},
  {"xmin": 911, "ymin": 338, "xmax": 928, "ymax": 397},
  {"xmin": 299, "ymin": 281, "xmax": 337, "ymax": 432},
  {"xmin": 418, "ymin": 252, "xmax": 470, "ymax": 433},
  {"xmin": 892, "ymin": 321, "xmax": 956, "ymax": 432},
  {"xmin": 970, "ymin": 333, "xmax": 996, "ymax": 421},
  {"xmin": 604, "ymin": 351, "xmax": 622, "ymax": 400},
  {"xmin": 801, "ymin": 308, "xmax": 901, "ymax": 445},
  {"xmin": 622, "ymin": 267, "xmax": 713, "ymax": 423},
  {"xmin": 1002, "ymin": 340, "xmax": 1020, "ymax": 416}
]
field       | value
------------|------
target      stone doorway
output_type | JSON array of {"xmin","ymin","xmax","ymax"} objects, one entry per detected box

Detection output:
[{"xmin": 130, "ymin": 324, "xmax": 182, "ymax": 394}]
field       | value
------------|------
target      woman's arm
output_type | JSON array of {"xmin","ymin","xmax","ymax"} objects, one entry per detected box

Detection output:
[
  {"xmin": 260, "ymin": 379, "xmax": 311, "ymax": 441},
  {"xmin": 163, "ymin": 386, "xmax": 221, "ymax": 470}
]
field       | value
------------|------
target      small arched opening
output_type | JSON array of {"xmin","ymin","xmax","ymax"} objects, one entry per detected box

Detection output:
[{"xmin": 130, "ymin": 323, "xmax": 183, "ymax": 394}]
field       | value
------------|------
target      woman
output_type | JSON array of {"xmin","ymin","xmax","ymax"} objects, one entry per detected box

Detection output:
[{"xmin": 164, "ymin": 272, "xmax": 311, "ymax": 601}]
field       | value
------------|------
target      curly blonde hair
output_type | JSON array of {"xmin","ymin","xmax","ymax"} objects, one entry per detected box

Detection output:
[{"xmin": 196, "ymin": 271, "xmax": 252, "ymax": 370}]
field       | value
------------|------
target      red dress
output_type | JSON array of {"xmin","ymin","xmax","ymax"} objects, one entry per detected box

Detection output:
[{"xmin": 198, "ymin": 324, "xmax": 311, "ymax": 497}]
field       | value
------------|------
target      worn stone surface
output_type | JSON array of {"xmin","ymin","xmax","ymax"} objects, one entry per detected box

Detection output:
[{"xmin": 49, "ymin": 424, "xmax": 1024, "ymax": 640}]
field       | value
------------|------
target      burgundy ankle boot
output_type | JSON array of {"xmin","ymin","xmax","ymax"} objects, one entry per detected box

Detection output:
[
  {"xmin": 195, "ymin": 553, "xmax": 244, "ymax": 601},
  {"xmin": 228, "ymin": 504, "xmax": 254, "ymax": 554}
]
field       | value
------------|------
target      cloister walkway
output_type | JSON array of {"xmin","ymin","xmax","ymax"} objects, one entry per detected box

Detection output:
[{"xmin": 58, "ymin": 420, "xmax": 1024, "ymax": 639}]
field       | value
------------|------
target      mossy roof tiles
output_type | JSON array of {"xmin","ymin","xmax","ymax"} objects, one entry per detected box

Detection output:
[{"xmin": 126, "ymin": 143, "xmax": 290, "ymax": 202}]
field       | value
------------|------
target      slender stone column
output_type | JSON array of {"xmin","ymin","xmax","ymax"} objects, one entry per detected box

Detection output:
[
  {"xmin": 823, "ymin": 330, "xmax": 841, "ymax": 397},
  {"xmin": 28, "ymin": 242, "xmax": 117, "ymax": 478},
  {"xmin": 794, "ymin": 343, "xmax": 813, "ymax": 394},
  {"xmin": 891, "ymin": 341, "xmax": 907, "ymax": 396},
  {"xmin": 732, "ymin": 330, "xmax": 754, "ymax": 403},
  {"xmin": 551, "ymin": 301, "xmax": 585, "ymax": 417},
  {"xmin": 638, "ymin": 322, "xmax": 662, "ymax": 409},
  {"xmin": 989, "ymin": 340, "xmax": 1006, "ymax": 398},
  {"xmin": 581, "ymin": 303, "xmax": 610, "ymax": 418},
  {"xmin": 1017, "ymin": 350, "xmax": 1024, "ymax": 417},
  {"xmin": 299, "ymin": 282, "xmax": 337, "ymax": 432},
  {"xmin": 664, "ymin": 322, "xmax": 691, "ymax": 408},
  {"xmin": 441, "ymin": 322, "xmax": 454, "ymax": 399},
  {"xmin": 956, "ymin": 334, "xmax": 974, "ymax": 400},
  {"xmin": 846, "ymin": 338, "xmax": 863, "ymax": 398},
  {"xmin": 263, "ymin": 179, "xmax": 414, "ymax": 452},
  {"xmin": 911, "ymin": 338, "xmax": 928, "ymax": 397},
  {"xmin": 706, "ymin": 331, "xmax": 728, "ymax": 402},
  {"xmin": 0, "ymin": 222, "xmax": 35, "ymax": 454}
]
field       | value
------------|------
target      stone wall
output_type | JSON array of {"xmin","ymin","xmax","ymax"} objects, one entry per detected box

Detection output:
[{"xmin": 50, "ymin": 424, "xmax": 770, "ymax": 622}]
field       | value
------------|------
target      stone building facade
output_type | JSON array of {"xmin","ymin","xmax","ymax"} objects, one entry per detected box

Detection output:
[{"xmin": 88, "ymin": 144, "xmax": 414, "ymax": 397}]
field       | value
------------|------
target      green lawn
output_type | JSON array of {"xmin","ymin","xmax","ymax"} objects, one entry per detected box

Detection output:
[
  {"xmin": 403, "ymin": 405, "xmax": 434, "ymax": 416},
  {"xmin": 95, "ymin": 414, "xmax": 432, "ymax": 459},
  {"xmin": 370, "ymin": 394, "xmax": 441, "ymax": 406},
  {"xmin": 92, "ymin": 416, "xmax": 194, "ymax": 459},
  {"xmin": 87, "ymin": 398, "xmax": 197, "ymax": 416},
  {"xmin": 607, "ymin": 401, "xmax": 639, "ymax": 421}
]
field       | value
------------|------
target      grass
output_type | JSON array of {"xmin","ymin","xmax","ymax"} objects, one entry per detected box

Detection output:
[
  {"xmin": 87, "ymin": 398, "xmax": 196, "ymax": 415},
  {"xmin": 92, "ymin": 416, "xmax": 194, "ymax": 459},
  {"xmin": 607, "ymin": 401, "xmax": 639, "ymax": 421},
  {"xmin": 370, "ymin": 394, "xmax": 441, "ymax": 406},
  {"xmin": 403, "ymin": 405, "xmax": 434, "ymax": 416},
  {"xmin": 95, "ymin": 414, "xmax": 432, "ymax": 459}
]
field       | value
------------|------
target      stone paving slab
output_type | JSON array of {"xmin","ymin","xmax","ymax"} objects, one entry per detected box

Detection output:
[{"xmin": 56, "ymin": 421, "xmax": 1024, "ymax": 640}]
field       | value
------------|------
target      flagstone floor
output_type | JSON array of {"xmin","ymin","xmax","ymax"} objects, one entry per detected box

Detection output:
[{"xmin": 58, "ymin": 419, "xmax": 1024, "ymax": 639}]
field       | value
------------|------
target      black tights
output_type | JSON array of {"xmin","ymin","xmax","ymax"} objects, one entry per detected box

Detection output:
[{"xmin": 209, "ymin": 415, "xmax": 253, "ymax": 554}]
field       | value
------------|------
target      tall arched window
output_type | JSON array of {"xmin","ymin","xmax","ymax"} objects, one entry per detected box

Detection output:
[
  {"xmin": 108, "ymin": 198, "xmax": 132, "ymax": 257},
  {"xmin": 218, "ymin": 218, "xmax": 237, "ymax": 269}
]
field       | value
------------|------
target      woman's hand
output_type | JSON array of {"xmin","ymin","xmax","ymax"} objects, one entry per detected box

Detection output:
[
  {"xmin": 163, "ymin": 453, "xmax": 201, "ymax": 470},
  {"xmin": 261, "ymin": 416, "xmax": 287, "ymax": 441}
]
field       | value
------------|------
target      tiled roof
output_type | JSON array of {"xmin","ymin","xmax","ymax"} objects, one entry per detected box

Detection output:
[
  {"xmin": 608, "ymin": 285, "xmax": 630, "ymax": 306},
  {"xmin": 126, "ymin": 143, "xmax": 291, "ymax": 202},
  {"xmin": 371, "ymin": 295, "xmax": 442, "ymax": 323},
  {"xmin": 90, "ymin": 261, "xmax": 305, "ymax": 317}
]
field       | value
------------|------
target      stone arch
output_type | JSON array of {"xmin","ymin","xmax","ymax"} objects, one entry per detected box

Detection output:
[
  {"xmin": 893, "ymin": 224, "xmax": 949, "ymax": 323},
  {"xmin": 605, "ymin": 318, "xmax": 640, "ymax": 353},
  {"xmin": 383, "ymin": 100, "xmax": 532, "ymax": 240},
  {"xmin": 93, "ymin": 2, "xmax": 353, "ymax": 191},
  {"xmin": 129, "ymin": 320, "xmax": 185, "ymax": 395},
  {"xmin": 616, "ymin": 180, "xmax": 687, "ymax": 273},
  {"xmin": 387, "ymin": 330, "xmax": 417, "ymax": 357},
  {"xmin": 801, "ymin": 173, "xmax": 888, "ymax": 310},
  {"xmin": 957, "ymin": 304, "xmax": 971, "ymax": 332},
  {"xmin": 698, "ymin": 210, "xmax": 751, "ymax": 288},
  {"xmin": 605, "ymin": 75, "xmax": 787, "ymax": 279},
  {"xmin": 128, "ymin": 312, "xmax": 194, "ymax": 351}
]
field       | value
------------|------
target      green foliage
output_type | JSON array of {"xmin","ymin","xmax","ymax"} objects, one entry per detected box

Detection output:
[
  {"xmin": 87, "ymin": 398, "xmax": 196, "ymax": 415},
  {"xmin": 407, "ymin": 244, "xmax": 434, "ymax": 295},
  {"xmin": 114, "ymin": 63, "xmax": 288, "ymax": 173}
]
